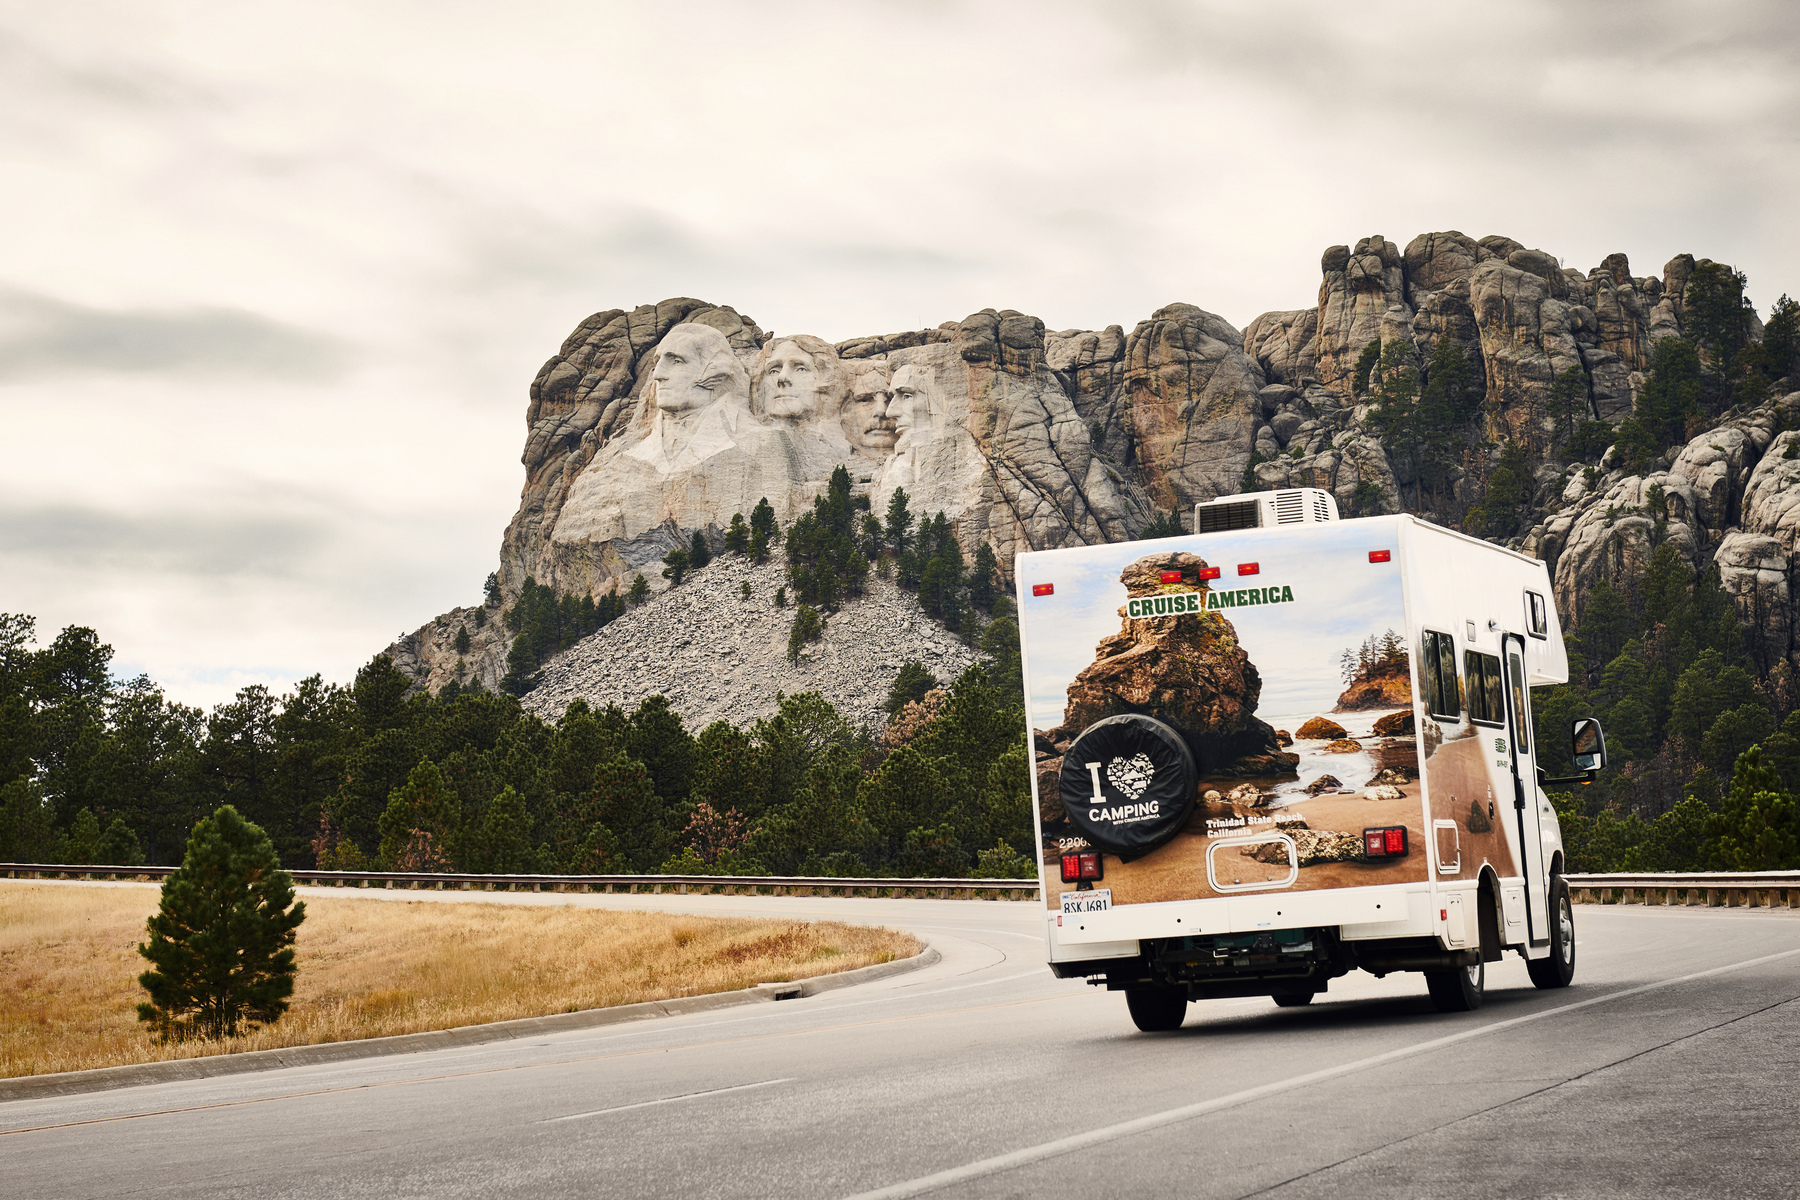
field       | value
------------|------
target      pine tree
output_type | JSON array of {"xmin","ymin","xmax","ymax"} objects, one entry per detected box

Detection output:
[
  {"xmin": 885, "ymin": 661, "xmax": 939, "ymax": 716},
  {"xmin": 1764, "ymin": 295, "xmax": 1799, "ymax": 382},
  {"xmin": 885, "ymin": 487, "xmax": 914, "ymax": 552},
  {"xmin": 377, "ymin": 758, "xmax": 460, "ymax": 870},
  {"xmin": 688, "ymin": 530, "xmax": 712, "ymax": 569},
  {"xmin": 661, "ymin": 546, "xmax": 690, "ymax": 586},
  {"xmin": 749, "ymin": 497, "xmax": 777, "ymax": 544},
  {"xmin": 969, "ymin": 543, "xmax": 999, "ymax": 610},
  {"xmin": 136, "ymin": 805, "xmax": 306, "ymax": 1041},
  {"xmin": 627, "ymin": 574, "xmax": 649, "ymax": 606},
  {"xmin": 724, "ymin": 513, "xmax": 751, "ymax": 555}
]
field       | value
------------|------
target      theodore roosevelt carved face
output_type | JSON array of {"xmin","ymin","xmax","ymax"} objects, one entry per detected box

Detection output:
[
  {"xmin": 650, "ymin": 324, "xmax": 749, "ymax": 415},
  {"xmin": 756, "ymin": 334, "xmax": 844, "ymax": 424},
  {"xmin": 842, "ymin": 363, "xmax": 897, "ymax": 455}
]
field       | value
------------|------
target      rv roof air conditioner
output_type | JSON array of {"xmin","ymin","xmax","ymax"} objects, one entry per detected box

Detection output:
[{"xmin": 1193, "ymin": 487, "xmax": 1338, "ymax": 534}]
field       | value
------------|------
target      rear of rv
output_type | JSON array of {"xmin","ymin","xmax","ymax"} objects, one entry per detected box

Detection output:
[{"xmin": 1015, "ymin": 488, "xmax": 1576, "ymax": 1026}]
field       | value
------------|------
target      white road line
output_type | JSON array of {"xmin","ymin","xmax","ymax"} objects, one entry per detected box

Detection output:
[
  {"xmin": 541, "ymin": 1077, "xmax": 793, "ymax": 1122},
  {"xmin": 840, "ymin": 944, "xmax": 1800, "ymax": 1200}
]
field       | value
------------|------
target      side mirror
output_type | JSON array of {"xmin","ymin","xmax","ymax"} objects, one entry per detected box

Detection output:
[{"xmin": 1571, "ymin": 718, "xmax": 1608, "ymax": 772}]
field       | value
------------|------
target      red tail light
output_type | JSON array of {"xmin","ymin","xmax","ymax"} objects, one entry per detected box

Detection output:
[
  {"xmin": 1032, "ymin": 583, "xmax": 1054, "ymax": 597},
  {"xmin": 1369, "ymin": 550, "xmax": 1392, "ymax": 563},
  {"xmin": 1199, "ymin": 566, "xmax": 1221, "ymax": 580},
  {"xmin": 1160, "ymin": 570, "xmax": 1183, "ymax": 583},
  {"xmin": 1237, "ymin": 562, "xmax": 1260, "ymax": 576},
  {"xmin": 1363, "ymin": 826, "xmax": 1409, "ymax": 859},
  {"xmin": 1060, "ymin": 851, "xmax": 1103, "ymax": 882}
]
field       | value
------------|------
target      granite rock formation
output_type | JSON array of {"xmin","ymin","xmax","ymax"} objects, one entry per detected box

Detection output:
[{"xmin": 387, "ymin": 232, "xmax": 1800, "ymax": 699}]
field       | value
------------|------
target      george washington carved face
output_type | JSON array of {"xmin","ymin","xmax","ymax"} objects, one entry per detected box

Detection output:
[
  {"xmin": 650, "ymin": 324, "xmax": 750, "ymax": 415},
  {"xmin": 842, "ymin": 364, "xmax": 897, "ymax": 455}
]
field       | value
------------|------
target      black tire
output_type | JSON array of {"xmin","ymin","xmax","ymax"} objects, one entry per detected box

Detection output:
[
  {"xmin": 1425, "ymin": 955, "xmax": 1484, "ymax": 1012},
  {"xmin": 1272, "ymin": 992, "xmax": 1314, "ymax": 1008},
  {"xmin": 1125, "ymin": 985, "xmax": 1188, "ymax": 1032},
  {"xmin": 1059, "ymin": 715, "xmax": 1198, "ymax": 860},
  {"xmin": 1527, "ymin": 877, "xmax": 1577, "ymax": 989}
]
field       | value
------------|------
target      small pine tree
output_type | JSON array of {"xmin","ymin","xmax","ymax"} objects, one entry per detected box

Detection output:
[
  {"xmin": 1765, "ymin": 294, "xmax": 1800, "ymax": 382},
  {"xmin": 454, "ymin": 625, "xmax": 471, "ymax": 654},
  {"xmin": 688, "ymin": 530, "xmax": 712, "ymax": 569},
  {"xmin": 969, "ymin": 542, "xmax": 999, "ymax": 610},
  {"xmin": 724, "ymin": 513, "xmax": 751, "ymax": 555},
  {"xmin": 774, "ymin": 586, "xmax": 787, "ymax": 609},
  {"xmin": 137, "ymin": 806, "xmax": 306, "ymax": 1042},
  {"xmin": 885, "ymin": 487, "xmax": 914, "ymax": 552},
  {"xmin": 750, "ymin": 497, "xmax": 777, "ymax": 543},
  {"xmin": 886, "ymin": 661, "xmax": 939, "ymax": 716},
  {"xmin": 627, "ymin": 574, "xmax": 649, "ymax": 606},
  {"xmin": 787, "ymin": 604, "xmax": 823, "ymax": 662},
  {"xmin": 98, "ymin": 816, "xmax": 145, "ymax": 866},
  {"xmin": 662, "ymin": 546, "xmax": 691, "ymax": 586},
  {"xmin": 483, "ymin": 572, "xmax": 503, "ymax": 606}
]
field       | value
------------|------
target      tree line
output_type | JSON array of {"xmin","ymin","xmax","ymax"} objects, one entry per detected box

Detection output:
[
  {"xmin": 0, "ymin": 471, "xmax": 1035, "ymax": 877},
  {"xmin": 1531, "ymin": 541, "xmax": 1800, "ymax": 871}
]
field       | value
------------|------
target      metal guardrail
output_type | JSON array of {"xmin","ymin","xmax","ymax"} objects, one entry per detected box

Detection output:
[
  {"xmin": 1564, "ymin": 871, "xmax": 1800, "ymax": 909},
  {"xmin": 12, "ymin": 862, "xmax": 1796, "ymax": 908},
  {"xmin": 0, "ymin": 863, "xmax": 1042, "ymax": 901}
]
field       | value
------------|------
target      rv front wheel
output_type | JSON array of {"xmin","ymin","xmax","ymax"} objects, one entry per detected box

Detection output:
[
  {"xmin": 1425, "ymin": 956, "xmax": 1484, "ymax": 1013},
  {"xmin": 1526, "ymin": 878, "xmax": 1577, "ymax": 989},
  {"xmin": 1125, "ymin": 984, "xmax": 1188, "ymax": 1032}
]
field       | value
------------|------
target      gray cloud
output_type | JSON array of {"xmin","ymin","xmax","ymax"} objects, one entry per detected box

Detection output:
[
  {"xmin": 0, "ymin": 288, "xmax": 353, "ymax": 381},
  {"xmin": 0, "ymin": 501, "xmax": 329, "ymax": 579}
]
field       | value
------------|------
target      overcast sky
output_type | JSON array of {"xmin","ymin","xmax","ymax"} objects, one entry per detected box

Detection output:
[{"xmin": 3, "ymin": 1, "xmax": 1796, "ymax": 710}]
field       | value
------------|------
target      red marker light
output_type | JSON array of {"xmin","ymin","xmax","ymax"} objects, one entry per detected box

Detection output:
[
  {"xmin": 1385, "ymin": 827, "xmax": 1407, "ymax": 855},
  {"xmin": 1160, "ymin": 570, "xmax": 1183, "ymax": 583},
  {"xmin": 1369, "ymin": 550, "xmax": 1392, "ymax": 563},
  {"xmin": 1198, "ymin": 566, "xmax": 1221, "ymax": 581},
  {"xmin": 1059, "ymin": 851, "xmax": 1103, "ymax": 883},
  {"xmin": 1238, "ymin": 562, "xmax": 1260, "ymax": 576},
  {"xmin": 1362, "ymin": 826, "xmax": 1410, "ymax": 859},
  {"xmin": 1032, "ymin": 583, "xmax": 1054, "ymax": 597}
]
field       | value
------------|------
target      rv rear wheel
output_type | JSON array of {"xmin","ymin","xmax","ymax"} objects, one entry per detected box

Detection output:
[
  {"xmin": 1125, "ymin": 984, "xmax": 1188, "ymax": 1032},
  {"xmin": 1424, "ymin": 956, "xmax": 1484, "ymax": 1013},
  {"xmin": 1272, "ymin": 992, "xmax": 1314, "ymax": 1008},
  {"xmin": 1526, "ymin": 877, "xmax": 1577, "ymax": 989}
]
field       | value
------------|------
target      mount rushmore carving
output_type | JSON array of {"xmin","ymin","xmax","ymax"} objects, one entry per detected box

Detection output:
[{"xmin": 387, "ymin": 232, "xmax": 1792, "ymax": 698}]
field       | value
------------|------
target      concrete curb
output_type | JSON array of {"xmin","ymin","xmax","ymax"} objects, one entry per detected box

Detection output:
[{"xmin": 0, "ymin": 944, "xmax": 940, "ymax": 1105}]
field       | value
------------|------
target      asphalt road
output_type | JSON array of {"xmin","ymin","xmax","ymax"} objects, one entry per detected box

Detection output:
[{"xmin": 6, "ymin": 888, "xmax": 1799, "ymax": 1200}]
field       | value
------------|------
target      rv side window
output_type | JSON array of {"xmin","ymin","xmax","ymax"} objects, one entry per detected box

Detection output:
[
  {"xmin": 1420, "ymin": 630, "xmax": 1461, "ymax": 719},
  {"xmin": 1508, "ymin": 651, "xmax": 1531, "ymax": 753},
  {"xmin": 1465, "ymin": 651, "xmax": 1504, "ymax": 727},
  {"xmin": 1526, "ymin": 591, "xmax": 1549, "ymax": 639}
]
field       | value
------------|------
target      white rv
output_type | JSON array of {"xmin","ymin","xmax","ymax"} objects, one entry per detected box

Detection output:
[{"xmin": 1014, "ymin": 487, "xmax": 1607, "ymax": 1031}]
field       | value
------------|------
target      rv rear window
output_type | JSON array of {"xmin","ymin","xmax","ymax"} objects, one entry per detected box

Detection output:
[
  {"xmin": 1465, "ymin": 651, "xmax": 1504, "ymax": 727},
  {"xmin": 1420, "ymin": 630, "xmax": 1461, "ymax": 720},
  {"xmin": 1526, "ymin": 591, "xmax": 1549, "ymax": 639}
]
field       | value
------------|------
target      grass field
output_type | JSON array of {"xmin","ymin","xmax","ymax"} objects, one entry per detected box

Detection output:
[{"xmin": 0, "ymin": 882, "xmax": 919, "ymax": 1079}]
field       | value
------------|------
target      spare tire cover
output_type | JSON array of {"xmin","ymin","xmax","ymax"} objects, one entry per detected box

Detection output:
[{"xmin": 1058, "ymin": 714, "xmax": 1197, "ymax": 860}]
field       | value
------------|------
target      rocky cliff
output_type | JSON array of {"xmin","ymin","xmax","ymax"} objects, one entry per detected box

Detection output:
[{"xmin": 387, "ymin": 231, "xmax": 1799, "ymax": 700}]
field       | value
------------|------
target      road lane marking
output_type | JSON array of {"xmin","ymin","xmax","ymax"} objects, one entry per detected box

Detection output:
[
  {"xmin": 1238, "ymin": 991, "xmax": 1800, "ymax": 1197},
  {"xmin": 839, "ymin": 943, "xmax": 1800, "ymax": 1200},
  {"xmin": 541, "ymin": 1078, "xmax": 792, "ymax": 1122},
  {"xmin": 0, "ymin": 993, "xmax": 1076, "ymax": 1138}
]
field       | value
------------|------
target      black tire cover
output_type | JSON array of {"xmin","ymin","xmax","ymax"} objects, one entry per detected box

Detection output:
[{"xmin": 1058, "ymin": 714, "xmax": 1197, "ymax": 860}]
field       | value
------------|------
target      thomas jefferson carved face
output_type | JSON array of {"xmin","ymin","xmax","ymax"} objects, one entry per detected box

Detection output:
[
  {"xmin": 842, "ymin": 365, "xmax": 896, "ymax": 454},
  {"xmin": 650, "ymin": 325, "xmax": 749, "ymax": 415},
  {"xmin": 760, "ymin": 338, "xmax": 837, "ymax": 423}
]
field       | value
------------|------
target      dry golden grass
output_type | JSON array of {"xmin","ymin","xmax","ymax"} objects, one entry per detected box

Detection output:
[{"xmin": 0, "ymin": 882, "xmax": 918, "ymax": 1079}]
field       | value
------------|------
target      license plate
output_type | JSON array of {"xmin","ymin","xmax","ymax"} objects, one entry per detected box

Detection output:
[{"xmin": 1061, "ymin": 888, "xmax": 1112, "ymax": 915}]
